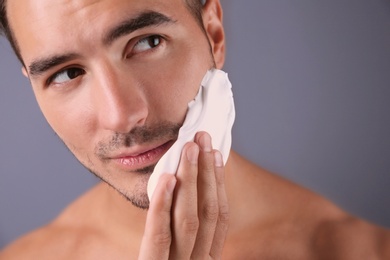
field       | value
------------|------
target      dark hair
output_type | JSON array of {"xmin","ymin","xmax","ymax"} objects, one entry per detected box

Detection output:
[
  {"xmin": 184, "ymin": 0, "xmax": 206, "ymax": 28},
  {"xmin": 0, "ymin": 0, "xmax": 206, "ymax": 65},
  {"xmin": 0, "ymin": 0, "xmax": 23, "ymax": 63}
]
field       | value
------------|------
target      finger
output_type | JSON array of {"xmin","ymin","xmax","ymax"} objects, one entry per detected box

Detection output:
[
  {"xmin": 191, "ymin": 132, "xmax": 219, "ymax": 259},
  {"xmin": 169, "ymin": 142, "xmax": 200, "ymax": 259},
  {"xmin": 210, "ymin": 150, "xmax": 229, "ymax": 258},
  {"xmin": 138, "ymin": 174, "xmax": 176, "ymax": 260}
]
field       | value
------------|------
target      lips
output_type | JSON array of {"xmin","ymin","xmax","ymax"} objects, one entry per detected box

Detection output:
[{"xmin": 112, "ymin": 140, "xmax": 174, "ymax": 170}]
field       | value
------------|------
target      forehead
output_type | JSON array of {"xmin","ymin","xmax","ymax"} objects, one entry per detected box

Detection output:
[{"xmin": 7, "ymin": 0, "xmax": 191, "ymax": 63}]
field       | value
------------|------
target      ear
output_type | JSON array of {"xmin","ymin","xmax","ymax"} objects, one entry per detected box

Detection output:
[
  {"xmin": 21, "ymin": 67, "xmax": 28, "ymax": 78},
  {"xmin": 202, "ymin": 0, "xmax": 225, "ymax": 69}
]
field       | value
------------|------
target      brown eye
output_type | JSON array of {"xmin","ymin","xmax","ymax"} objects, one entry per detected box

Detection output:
[
  {"xmin": 132, "ymin": 35, "xmax": 162, "ymax": 54},
  {"xmin": 50, "ymin": 68, "xmax": 85, "ymax": 84}
]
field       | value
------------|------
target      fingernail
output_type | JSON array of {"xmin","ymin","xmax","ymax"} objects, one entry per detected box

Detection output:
[
  {"xmin": 186, "ymin": 144, "xmax": 199, "ymax": 164},
  {"xmin": 214, "ymin": 151, "xmax": 223, "ymax": 167},
  {"xmin": 199, "ymin": 133, "xmax": 212, "ymax": 152}
]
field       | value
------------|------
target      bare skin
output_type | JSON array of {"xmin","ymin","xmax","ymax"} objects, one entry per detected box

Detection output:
[
  {"xmin": 1, "ymin": 0, "xmax": 390, "ymax": 259},
  {"xmin": 1, "ymin": 148, "xmax": 389, "ymax": 259}
]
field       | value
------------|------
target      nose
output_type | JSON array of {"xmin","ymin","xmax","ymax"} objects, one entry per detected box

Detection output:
[{"xmin": 93, "ymin": 65, "xmax": 148, "ymax": 133}]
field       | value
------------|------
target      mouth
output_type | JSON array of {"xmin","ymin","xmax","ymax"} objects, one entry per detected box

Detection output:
[{"xmin": 111, "ymin": 140, "xmax": 174, "ymax": 171}]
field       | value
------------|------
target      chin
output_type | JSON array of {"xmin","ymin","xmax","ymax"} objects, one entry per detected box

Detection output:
[
  {"xmin": 121, "ymin": 176, "xmax": 151, "ymax": 210},
  {"xmin": 84, "ymin": 162, "xmax": 152, "ymax": 209},
  {"xmin": 108, "ymin": 171, "xmax": 152, "ymax": 210}
]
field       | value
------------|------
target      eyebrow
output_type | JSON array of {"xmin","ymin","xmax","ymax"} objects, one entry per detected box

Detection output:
[
  {"xmin": 28, "ymin": 11, "xmax": 175, "ymax": 77},
  {"xmin": 103, "ymin": 11, "xmax": 176, "ymax": 46},
  {"xmin": 28, "ymin": 53, "xmax": 80, "ymax": 77}
]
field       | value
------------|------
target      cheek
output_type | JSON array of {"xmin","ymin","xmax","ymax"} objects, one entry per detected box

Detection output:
[
  {"xmin": 37, "ymin": 95, "xmax": 95, "ymax": 150},
  {"xmin": 137, "ymin": 45, "xmax": 210, "ymax": 123},
  {"xmin": 142, "ymin": 71, "xmax": 200, "ymax": 124}
]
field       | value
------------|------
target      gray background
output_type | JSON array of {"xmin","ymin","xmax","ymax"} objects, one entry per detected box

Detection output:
[{"xmin": 1, "ymin": 0, "xmax": 390, "ymax": 248}]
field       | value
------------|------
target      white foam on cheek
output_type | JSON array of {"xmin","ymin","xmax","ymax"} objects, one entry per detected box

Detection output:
[{"xmin": 147, "ymin": 69, "xmax": 236, "ymax": 200}]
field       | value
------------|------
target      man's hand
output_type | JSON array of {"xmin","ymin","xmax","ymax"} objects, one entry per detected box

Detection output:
[{"xmin": 139, "ymin": 132, "xmax": 229, "ymax": 259}]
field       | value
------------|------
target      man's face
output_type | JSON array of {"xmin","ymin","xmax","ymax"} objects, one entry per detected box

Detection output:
[{"xmin": 8, "ymin": 0, "xmax": 222, "ymax": 208}]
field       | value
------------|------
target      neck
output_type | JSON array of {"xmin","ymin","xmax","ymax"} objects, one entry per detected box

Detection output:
[{"xmin": 104, "ymin": 183, "xmax": 148, "ymax": 228}]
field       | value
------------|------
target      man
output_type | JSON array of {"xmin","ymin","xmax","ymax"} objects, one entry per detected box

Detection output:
[{"xmin": 0, "ymin": 0, "xmax": 389, "ymax": 259}]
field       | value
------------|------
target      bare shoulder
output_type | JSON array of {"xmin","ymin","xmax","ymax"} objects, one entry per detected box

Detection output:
[
  {"xmin": 271, "ymin": 173, "xmax": 390, "ymax": 259},
  {"xmin": 0, "ymin": 218, "xmax": 118, "ymax": 260},
  {"xmin": 0, "ymin": 184, "xmax": 113, "ymax": 260},
  {"xmin": 313, "ymin": 213, "xmax": 390, "ymax": 259},
  {"xmin": 272, "ymin": 173, "xmax": 390, "ymax": 259},
  {"xmin": 0, "ymin": 223, "xmax": 78, "ymax": 260},
  {"xmin": 226, "ymin": 152, "xmax": 390, "ymax": 259}
]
